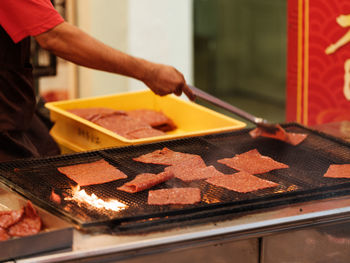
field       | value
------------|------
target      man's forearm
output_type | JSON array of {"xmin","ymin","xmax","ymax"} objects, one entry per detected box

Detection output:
[
  {"xmin": 34, "ymin": 21, "xmax": 195, "ymax": 100},
  {"xmin": 35, "ymin": 22, "xmax": 151, "ymax": 81}
]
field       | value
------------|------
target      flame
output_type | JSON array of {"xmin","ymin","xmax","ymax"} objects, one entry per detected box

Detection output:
[
  {"xmin": 274, "ymin": 184, "xmax": 298, "ymax": 194},
  {"xmin": 201, "ymin": 194, "xmax": 221, "ymax": 204},
  {"xmin": 65, "ymin": 185, "xmax": 127, "ymax": 212}
]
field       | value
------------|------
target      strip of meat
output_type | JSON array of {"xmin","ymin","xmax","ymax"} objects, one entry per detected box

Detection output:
[
  {"xmin": 206, "ymin": 171, "xmax": 279, "ymax": 193},
  {"xmin": 218, "ymin": 149, "xmax": 289, "ymax": 174},
  {"xmin": 0, "ymin": 227, "xmax": 10, "ymax": 241},
  {"xmin": 134, "ymin": 147, "xmax": 208, "ymax": 182},
  {"xmin": 127, "ymin": 109, "xmax": 177, "ymax": 131},
  {"xmin": 118, "ymin": 171, "xmax": 174, "ymax": 193},
  {"xmin": 93, "ymin": 115, "xmax": 151, "ymax": 139},
  {"xmin": 132, "ymin": 147, "xmax": 183, "ymax": 165},
  {"xmin": 165, "ymin": 165, "xmax": 222, "ymax": 182},
  {"xmin": 68, "ymin": 107, "xmax": 126, "ymax": 122},
  {"xmin": 50, "ymin": 189, "xmax": 62, "ymax": 204},
  {"xmin": 133, "ymin": 147, "xmax": 206, "ymax": 166},
  {"xmin": 58, "ymin": 159, "xmax": 127, "ymax": 186},
  {"xmin": 249, "ymin": 124, "xmax": 307, "ymax": 146},
  {"xmin": 186, "ymin": 165, "xmax": 224, "ymax": 181},
  {"xmin": 68, "ymin": 108, "xmax": 174, "ymax": 139},
  {"xmin": 8, "ymin": 201, "xmax": 42, "ymax": 237},
  {"xmin": 126, "ymin": 127, "xmax": 165, "ymax": 139},
  {"xmin": 148, "ymin": 188, "xmax": 201, "ymax": 205},
  {"xmin": 323, "ymin": 164, "xmax": 350, "ymax": 178},
  {"xmin": 285, "ymin": 132, "xmax": 308, "ymax": 145},
  {"xmin": 0, "ymin": 208, "xmax": 24, "ymax": 228}
]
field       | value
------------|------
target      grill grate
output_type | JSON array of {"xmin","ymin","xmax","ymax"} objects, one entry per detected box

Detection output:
[{"xmin": 1, "ymin": 123, "xmax": 350, "ymax": 231}]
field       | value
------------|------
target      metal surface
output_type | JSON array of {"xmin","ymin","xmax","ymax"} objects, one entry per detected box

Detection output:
[
  {"xmin": 0, "ymin": 124, "xmax": 350, "ymax": 233},
  {"xmin": 0, "ymin": 183, "xmax": 73, "ymax": 262},
  {"xmin": 189, "ymin": 85, "xmax": 278, "ymax": 132},
  {"xmin": 116, "ymin": 238, "xmax": 258, "ymax": 263},
  {"xmin": 262, "ymin": 221, "xmax": 350, "ymax": 263},
  {"xmin": 16, "ymin": 193, "xmax": 350, "ymax": 262}
]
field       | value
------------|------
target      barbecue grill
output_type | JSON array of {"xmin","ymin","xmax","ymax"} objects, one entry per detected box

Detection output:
[
  {"xmin": 3, "ymin": 123, "xmax": 350, "ymax": 262},
  {"xmin": 1, "ymin": 123, "xmax": 350, "ymax": 235}
]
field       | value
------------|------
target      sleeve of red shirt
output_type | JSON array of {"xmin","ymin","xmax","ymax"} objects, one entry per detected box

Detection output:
[{"xmin": 0, "ymin": 0, "xmax": 64, "ymax": 43}]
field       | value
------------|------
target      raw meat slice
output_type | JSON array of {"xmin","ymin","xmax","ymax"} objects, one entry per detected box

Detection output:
[
  {"xmin": 126, "ymin": 127, "xmax": 165, "ymax": 139},
  {"xmin": 165, "ymin": 165, "xmax": 221, "ymax": 182},
  {"xmin": 148, "ymin": 188, "xmax": 201, "ymax": 205},
  {"xmin": 133, "ymin": 147, "xmax": 206, "ymax": 166},
  {"xmin": 68, "ymin": 107, "xmax": 175, "ymax": 139},
  {"xmin": 206, "ymin": 171, "xmax": 279, "ymax": 193},
  {"xmin": 186, "ymin": 165, "xmax": 225, "ymax": 181},
  {"xmin": 58, "ymin": 159, "xmax": 127, "ymax": 186},
  {"xmin": 93, "ymin": 115, "xmax": 151, "ymax": 139},
  {"xmin": 249, "ymin": 124, "xmax": 307, "ymax": 146},
  {"xmin": 8, "ymin": 202, "xmax": 42, "ymax": 237},
  {"xmin": 8, "ymin": 215, "xmax": 42, "ymax": 237},
  {"xmin": 118, "ymin": 171, "xmax": 174, "ymax": 193},
  {"xmin": 132, "ymin": 147, "xmax": 182, "ymax": 165},
  {"xmin": 0, "ymin": 208, "xmax": 24, "ymax": 228},
  {"xmin": 50, "ymin": 189, "xmax": 61, "ymax": 204},
  {"xmin": 0, "ymin": 227, "xmax": 9, "ymax": 241},
  {"xmin": 127, "ymin": 109, "xmax": 177, "ymax": 131},
  {"xmin": 285, "ymin": 132, "xmax": 308, "ymax": 146},
  {"xmin": 323, "ymin": 164, "xmax": 350, "ymax": 178},
  {"xmin": 218, "ymin": 149, "xmax": 289, "ymax": 174},
  {"xmin": 68, "ymin": 107, "xmax": 126, "ymax": 122}
]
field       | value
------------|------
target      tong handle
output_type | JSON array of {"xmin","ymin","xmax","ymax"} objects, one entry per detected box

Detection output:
[{"xmin": 189, "ymin": 85, "xmax": 263, "ymax": 125}]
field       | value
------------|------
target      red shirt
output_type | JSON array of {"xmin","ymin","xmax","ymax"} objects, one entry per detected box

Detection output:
[{"xmin": 0, "ymin": 0, "xmax": 64, "ymax": 43}]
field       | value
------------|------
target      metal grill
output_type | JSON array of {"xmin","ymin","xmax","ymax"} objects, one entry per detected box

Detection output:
[{"xmin": 1, "ymin": 123, "xmax": 350, "ymax": 231}]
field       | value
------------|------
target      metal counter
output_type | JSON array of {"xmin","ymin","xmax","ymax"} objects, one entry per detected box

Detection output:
[{"xmin": 13, "ymin": 193, "xmax": 350, "ymax": 263}]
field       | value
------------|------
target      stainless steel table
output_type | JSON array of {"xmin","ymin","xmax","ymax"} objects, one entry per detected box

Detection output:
[{"xmin": 14, "ymin": 193, "xmax": 350, "ymax": 263}]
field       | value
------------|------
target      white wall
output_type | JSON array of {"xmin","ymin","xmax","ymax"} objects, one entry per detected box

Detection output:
[
  {"xmin": 127, "ymin": 0, "xmax": 193, "ymax": 91},
  {"xmin": 76, "ymin": 0, "xmax": 193, "ymax": 98},
  {"xmin": 76, "ymin": 0, "xmax": 129, "ymax": 97}
]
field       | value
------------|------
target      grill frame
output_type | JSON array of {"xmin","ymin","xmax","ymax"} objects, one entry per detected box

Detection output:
[{"xmin": 1, "ymin": 123, "xmax": 350, "ymax": 232}]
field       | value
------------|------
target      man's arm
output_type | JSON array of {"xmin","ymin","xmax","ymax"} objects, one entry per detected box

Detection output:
[{"xmin": 34, "ymin": 22, "xmax": 194, "ymax": 100}]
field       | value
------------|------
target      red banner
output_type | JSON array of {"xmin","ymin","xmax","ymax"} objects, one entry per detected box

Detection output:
[{"xmin": 287, "ymin": 0, "xmax": 350, "ymax": 125}]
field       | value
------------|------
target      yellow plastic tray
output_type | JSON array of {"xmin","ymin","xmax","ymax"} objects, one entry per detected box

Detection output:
[{"xmin": 45, "ymin": 90, "xmax": 246, "ymax": 152}]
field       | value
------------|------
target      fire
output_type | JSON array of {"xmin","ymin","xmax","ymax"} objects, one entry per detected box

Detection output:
[{"xmin": 65, "ymin": 185, "xmax": 127, "ymax": 212}]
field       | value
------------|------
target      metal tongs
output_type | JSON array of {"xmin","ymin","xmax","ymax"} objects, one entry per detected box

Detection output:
[{"xmin": 189, "ymin": 85, "xmax": 279, "ymax": 133}]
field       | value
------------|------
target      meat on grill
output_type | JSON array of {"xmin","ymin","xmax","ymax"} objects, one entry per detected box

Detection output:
[
  {"xmin": 50, "ymin": 189, "xmax": 62, "ymax": 204},
  {"xmin": 134, "ymin": 147, "xmax": 213, "ymax": 182},
  {"xmin": 148, "ymin": 188, "xmax": 201, "ymax": 205},
  {"xmin": 118, "ymin": 171, "xmax": 174, "ymax": 193},
  {"xmin": 133, "ymin": 147, "xmax": 206, "ymax": 166},
  {"xmin": 218, "ymin": 149, "xmax": 289, "ymax": 174},
  {"xmin": 206, "ymin": 171, "xmax": 279, "ymax": 193},
  {"xmin": 165, "ymin": 165, "xmax": 222, "ymax": 182},
  {"xmin": 57, "ymin": 159, "xmax": 127, "ymax": 186},
  {"xmin": 323, "ymin": 164, "xmax": 350, "ymax": 178},
  {"xmin": 249, "ymin": 124, "xmax": 307, "ymax": 146}
]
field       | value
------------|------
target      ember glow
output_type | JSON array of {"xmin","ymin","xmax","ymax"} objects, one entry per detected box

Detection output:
[{"xmin": 65, "ymin": 186, "xmax": 127, "ymax": 212}]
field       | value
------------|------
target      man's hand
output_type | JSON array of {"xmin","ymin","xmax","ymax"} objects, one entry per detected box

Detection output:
[{"xmin": 142, "ymin": 63, "xmax": 195, "ymax": 101}]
